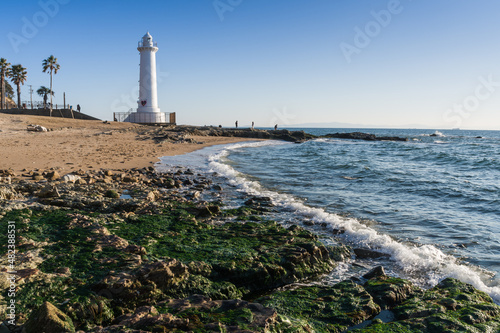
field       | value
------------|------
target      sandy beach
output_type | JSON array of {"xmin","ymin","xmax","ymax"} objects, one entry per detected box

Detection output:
[{"xmin": 0, "ymin": 114, "xmax": 253, "ymax": 175}]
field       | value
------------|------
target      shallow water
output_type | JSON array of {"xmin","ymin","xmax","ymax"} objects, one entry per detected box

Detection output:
[{"xmin": 158, "ymin": 128, "xmax": 500, "ymax": 302}]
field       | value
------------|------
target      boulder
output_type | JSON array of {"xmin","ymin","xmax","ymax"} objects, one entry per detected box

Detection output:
[
  {"xmin": 62, "ymin": 174, "xmax": 81, "ymax": 183},
  {"xmin": 45, "ymin": 171, "xmax": 61, "ymax": 181},
  {"xmin": 37, "ymin": 185, "xmax": 60, "ymax": 198},
  {"xmin": 138, "ymin": 259, "xmax": 189, "ymax": 290},
  {"xmin": 23, "ymin": 301, "xmax": 75, "ymax": 333}
]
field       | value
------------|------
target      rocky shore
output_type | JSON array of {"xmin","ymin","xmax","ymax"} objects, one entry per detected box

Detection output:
[
  {"xmin": 136, "ymin": 126, "xmax": 409, "ymax": 144},
  {"xmin": 1, "ymin": 165, "xmax": 500, "ymax": 332}
]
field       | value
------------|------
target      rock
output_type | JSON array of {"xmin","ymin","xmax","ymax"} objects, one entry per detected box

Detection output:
[
  {"xmin": 146, "ymin": 190, "xmax": 160, "ymax": 201},
  {"xmin": 37, "ymin": 185, "xmax": 60, "ymax": 198},
  {"xmin": 122, "ymin": 176, "xmax": 138, "ymax": 183},
  {"xmin": 56, "ymin": 267, "xmax": 71, "ymax": 275},
  {"xmin": 104, "ymin": 189, "xmax": 120, "ymax": 198},
  {"xmin": 62, "ymin": 174, "xmax": 81, "ymax": 183},
  {"xmin": 23, "ymin": 301, "xmax": 75, "ymax": 333},
  {"xmin": 27, "ymin": 124, "xmax": 48, "ymax": 132},
  {"xmin": 138, "ymin": 259, "xmax": 189, "ymax": 290},
  {"xmin": 75, "ymin": 178, "xmax": 87, "ymax": 185},
  {"xmin": 363, "ymin": 265, "xmax": 386, "ymax": 279},
  {"xmin": 245, "ymin": 196, "xmax": 274, "ymax": 208},
  {"xmin": 186, "ymin": 204, "xmax": 220, "ymax": 217},
  {"xmin": 323, "ymin": 132, "xmax": 408, "ymax": 142},
  {"xmin": 261, "ymin": 281, "xmax": 380, "ymax": 332},
  {"xmin": 115, "ymin": 305, "xmax": 189, "ymax": 331},
  {"xmin": 160, "ymin": 295, "xmax": 278, "ymax": 332},
  {"xmin": 364, "ymin": 275, "xmax": 420, "ymax": 309},
  {"xmin": 0, "ymin": 186, "xmax": 20, "ymax": 200},
  {"xmin": 354, "ymin": 248, "xmax": 390, "ymax": 259},
  {"xmin": 104, "ymin": 170, "xmax": 113, "ymax": 176},
  {"xmin": 32, "ymin": 175, "xmax": 44, "ymax": 181},
  {"xmin": 45, "ymin": 171, "xmax": 61, "ymax": 181},
  {"xmin": 385, "ymin": 278, "xmax": 500, "ymax": 332},
  {"xmin": 124, "ymin": 244, "xmax": 147, "ymax": 255},
  {"xmin": 16, "ymin": 268, "xmax": 40, "ymax": 282}
]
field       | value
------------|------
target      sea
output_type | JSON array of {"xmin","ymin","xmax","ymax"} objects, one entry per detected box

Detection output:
[{"xmin": 157, "ymin": 128, "xmax": 500, "ymax": 303}]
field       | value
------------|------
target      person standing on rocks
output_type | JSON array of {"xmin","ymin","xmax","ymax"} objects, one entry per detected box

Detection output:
[
  {"xmin": 251, "ymin": 121, "xmax": 254, "ymax": 130},
  {"xmin": 235, "ymin": 120, "xmax": 238, "ymax": 128},
  {"xmin": 77, "ymin": 104, "xmax": 81, "ymax": 112},
  {"xmin": 274, "ymin": 124, "xmax": 278, "ymax": 131}
]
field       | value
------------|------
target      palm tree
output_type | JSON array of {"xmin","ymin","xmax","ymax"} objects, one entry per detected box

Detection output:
[
  {"xmin": 0, "ymin": 58, "xmax": 11, "ymax": 109},
  {"xmin": 37, "ymin": 86, "xmax": 53, "ymax": 109},
  {"xmin": 42, "ymin": 55, "xmax": 60, "ymax": 116},
  {"xmin": 7, "ymin": 65, "xmax": 27, "ymax": 109}
]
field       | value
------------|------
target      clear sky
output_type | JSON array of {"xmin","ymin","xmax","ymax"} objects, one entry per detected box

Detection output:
[{"xmin": 2, "ymin": 0, "xmax": 500, "ymax": 129}]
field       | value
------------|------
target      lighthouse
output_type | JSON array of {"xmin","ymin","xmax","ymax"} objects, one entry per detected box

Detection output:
[
  {"xmin": 114, "ymin": 33, "xmax": 175, "ymax": 124},
  {"xmin": 127, "ymin": 32, "xmax": 166, "ymax": 124},
  {"xmin": 137, "ymin": 32, "xmax": 160, "ymax": 113}
]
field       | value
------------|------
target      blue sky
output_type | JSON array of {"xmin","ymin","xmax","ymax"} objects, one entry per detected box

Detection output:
[{"xmin": 2, "ymin": 0, "xmax": 500, "ymax": 129}]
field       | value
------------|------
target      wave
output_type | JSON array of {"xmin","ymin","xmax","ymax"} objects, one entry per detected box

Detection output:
[{"xmin": 205, "ymin": 142, "xmax": 500, "ymax": 303}]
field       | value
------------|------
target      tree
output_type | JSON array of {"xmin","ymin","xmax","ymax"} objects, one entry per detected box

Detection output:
[
  {"xmin": 36, "ymin": 86, "xmax": 53, "ymax": 109},
  {"xmin": 0, "ymin": 58, "xmax": 11, "ymax": 109},
  {"xmin": 42, "ymin": 55, "xmax": 60, "ymax": 116},
  {"xmin": 0, "ymin": 81, "xmax": 14, "ymax": 100},
  {"xmin": 7, "ymin": 64, "xmax": 27, "ymax": 109}
]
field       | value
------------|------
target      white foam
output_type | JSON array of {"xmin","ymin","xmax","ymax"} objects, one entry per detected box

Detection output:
[
  {"xmin": 157, "ymin": 140, "xmax": 500, "ymax": 303},
  {"xmin": 205, "ymin": 142, "xmax": 500, "ymax": 303},
  {"xmin": 433, "ymin": 130, "xmax": 446, "ymax": 137}
]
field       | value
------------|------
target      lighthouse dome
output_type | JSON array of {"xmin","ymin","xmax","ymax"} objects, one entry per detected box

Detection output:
[{"xmin": 142, "ymin": 32, "xmax": 153, "ymax": 46}]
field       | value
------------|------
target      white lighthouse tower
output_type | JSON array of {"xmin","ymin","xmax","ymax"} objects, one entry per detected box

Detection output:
[
  {"xmin": 115, "ymin": 33, "xmax": 175, "ymax": 124},
  {"xmin": 138, "ymin": 32, "xmax": 160, "ymax": 113},
  {"xmin": 128, "ymin": 32, "xmax": 165, "ymax": 123}
]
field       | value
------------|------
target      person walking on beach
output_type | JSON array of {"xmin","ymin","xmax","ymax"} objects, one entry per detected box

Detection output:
[
  {"xmin": 235, "ymin": 120, "xmax": 238, "ymax": 128},
  {"xmin": 77, "ymin": 104, "xmax": 81, "ymax": 112}
]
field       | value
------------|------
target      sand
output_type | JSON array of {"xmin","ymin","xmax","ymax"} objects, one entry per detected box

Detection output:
[{"xmin": 0, "ymin": 113, "xmax": 253, "ymax": 175}]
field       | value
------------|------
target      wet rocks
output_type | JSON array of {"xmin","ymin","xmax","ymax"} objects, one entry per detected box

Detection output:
[
  {"xmin": 4, "ymin": 164, "xmax": 500, "ymax": 333},
  {"xmin": 261, "ymin": 280, "xmax": 381, "ymax": 332},
  {"xmin": 363, "ymin": 274, "xmax": 420, "ymax": 309},
  {"xmin": 354, "ymin": 247, "xmax": 390, "ymax": 259},
  {"xmin": 323, "ymin": 132, "xmax": 409, "ymax": 142}
]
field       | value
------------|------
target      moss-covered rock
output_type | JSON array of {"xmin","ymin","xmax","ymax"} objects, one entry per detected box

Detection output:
[
  {"xmin": 363, "ymin": 275, "xmax": 421, "ymax": 309},
  {"xmin": 351, "ymin": 278, "xmax": 500, "ymax": 333},
  {"xmin": 23, "ymin": 301, "xmax": 75, "ymax": 333},
  {"xmin": 261, "ymin": 280, "xmax": 381, "ymax": 332}
]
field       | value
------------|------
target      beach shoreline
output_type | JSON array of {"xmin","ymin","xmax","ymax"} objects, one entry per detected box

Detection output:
[{"xmin": 0, "ymin": 114, "xmax": 258, "ymax": 176}]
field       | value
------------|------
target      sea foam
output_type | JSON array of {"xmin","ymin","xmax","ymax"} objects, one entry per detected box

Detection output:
[{"xmin": 159, "ymin": 140, "xmax": 500, "ymax": 303}]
